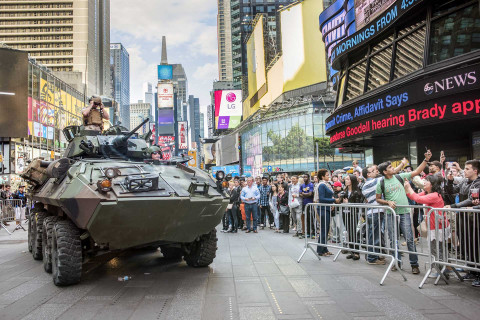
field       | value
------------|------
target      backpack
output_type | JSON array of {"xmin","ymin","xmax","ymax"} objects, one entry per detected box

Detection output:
[{"xmin": 380, "ymin": 174, "xmax": 404, "ymax": 198}]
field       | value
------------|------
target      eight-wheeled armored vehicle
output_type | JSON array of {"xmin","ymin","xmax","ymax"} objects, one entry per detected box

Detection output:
[{"xmin": 21, "ymin": 119, "xmax": 228, "ymax": 286}]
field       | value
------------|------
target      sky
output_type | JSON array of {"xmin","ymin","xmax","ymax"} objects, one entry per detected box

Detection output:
[{"xmin": 110, "ymin": 0, "xmax": 219, "ymax": 114}]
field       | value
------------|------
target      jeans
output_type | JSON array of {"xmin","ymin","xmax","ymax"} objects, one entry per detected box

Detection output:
[
  {"xmin": 385, "ymin": 213, "xmax": 418, "ymax": 267},
  {"xmin": 291, "ymin": 205, "xmax": 303, "ymax": 234},
  {"xmin": 272, "ymin": 207, "xmax": 280, "ymax": 229},
  {"xmin": 244, "ymin": 203, "xmax": 259, "ymax": 231},
  {"xmin": 331, "ymin": 212, "xmax": 345, "ymax": 242},
  {"xmin": 366, "ymin": 211, "xmax": 382, "ymax": 262},
  {"xmin": 227, "ymin": 205, "xmax": 238, "ymax": 230},
  {"xmin": 260, "ymin": 205, "xmax": 273, "ymax": 226},
  {"xmin": 317, "ymin": 208, "xmax": 331, "ymax": 255}
]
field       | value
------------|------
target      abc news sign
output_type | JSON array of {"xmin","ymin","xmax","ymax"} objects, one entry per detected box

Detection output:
[{"xmin": 326, "ymin": 63, "xmax": 480, "ymax": 133}]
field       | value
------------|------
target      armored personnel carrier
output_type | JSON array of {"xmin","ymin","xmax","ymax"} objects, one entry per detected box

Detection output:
[{"xmin": 21, "ymin": 119, "xmax": 228, "ymax": 286}]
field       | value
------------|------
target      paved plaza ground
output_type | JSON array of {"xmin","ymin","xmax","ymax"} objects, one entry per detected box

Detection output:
[{"xmin": 0, "ymin": 222, "xmax": 479, "ymax": 320}]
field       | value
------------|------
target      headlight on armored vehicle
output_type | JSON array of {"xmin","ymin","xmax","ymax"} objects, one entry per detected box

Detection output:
[
  {"xmin": 215, "ymin": 171, "xmax": 225, "ymax": 181},
  {"xmin": 97, "ymin": 178, "xmax": 112, "ymax": 192},
  {"xmin": 104, "ymin": 167, "xmax": 120, "ymax": 179}
]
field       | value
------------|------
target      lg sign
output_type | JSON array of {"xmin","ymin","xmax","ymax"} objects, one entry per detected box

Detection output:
[
  {"xmin": 226, "ymin": 92, "xmax": 237, "ymax": 103},
  {"xmin": 424, "ymin": 71, "xmax": 477, "ymax": 95},
  {"xmin": 214, "ymin": 90, "xmax": 243, "ymax": 130}
]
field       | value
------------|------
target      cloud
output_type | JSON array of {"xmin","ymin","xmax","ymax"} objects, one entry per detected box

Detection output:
[
  {"xmin": 125, "ymin": 46, "xmax": 158, "ymax": 103},
  {"xmin": 111, "ymin": 0, "xmax": 218, "ymax": 57},
  {"xmin": 193, "ymin": 63, "xmax": 218, "ymax": 81},
  {"xmin": 111, "ymin": 0, "xmax": 219, "ymax": 109}
]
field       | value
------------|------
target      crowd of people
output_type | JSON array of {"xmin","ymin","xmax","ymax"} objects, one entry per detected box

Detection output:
[
  {"xmin": 0, "ymin": 184, "xmax": 27, "ymax": 227},
  {"xmin": 220, "ymin": 153, "xmax": 480, "ymax": 287}
]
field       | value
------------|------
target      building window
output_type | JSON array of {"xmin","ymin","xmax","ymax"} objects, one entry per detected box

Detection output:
[
  {"xmin": 429, "ymin": 1, "xmax": 480, "ymax": 64},
  {"xmin": 367, "ymin": 45, "xmax": 393, "ymax": 91}
]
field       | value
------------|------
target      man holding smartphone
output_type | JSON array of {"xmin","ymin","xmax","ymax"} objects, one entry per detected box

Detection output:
[{"xmin": 82, "ymin": 96, "xmax": 110, "ymax": 132}]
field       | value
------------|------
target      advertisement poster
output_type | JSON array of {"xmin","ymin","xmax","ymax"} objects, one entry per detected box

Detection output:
[
  {"xmin": 178, "ymin": 121, "xmax": 188, "ymax": 149},
  {"xmin": 157, "ymin": 83, "xmax": 174, "ymax": 108},
  {"xmin": 203, "ymin": 143, "xmax": 216, "ymax": 165},
  {"xmin": 214, "ymin": 90, "xmax": 242, "ymax": 130},
  {"xmin": 354, "ymin": 0, "xmax": 396, "ymax": 31},
  {"xmin": 188, "ymin": 150, "xmax": 197, "ymax": 167},
  {"xmin": 211, "ymin": 165, "xmax": 240, "ymax": 177},
  {"xmin": 158, "ymin": 136, "xmax": 175, "ymax": 145}
]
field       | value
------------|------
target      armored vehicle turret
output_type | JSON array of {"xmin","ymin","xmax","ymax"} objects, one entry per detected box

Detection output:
[{"xmin": 22, "ymin": 119, "xmax": 228, "ymax": 286}]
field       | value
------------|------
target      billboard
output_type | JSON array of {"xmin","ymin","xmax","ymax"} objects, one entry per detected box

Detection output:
[
  {"xmin": 178, "ymin": 121, "xmax": 188, "ymax": 149},
  {"xmin": 280, "ymin": 0, "xmax": 327, "ymax": 92},
  {"xmin": 157, "ymin": 109, "xmax": 174, "ymax": 135},
  {"xmin": 0, "ymin": 48, "xmax": 28, "ymax": 138},
  {"xmin": 158, "ymin": 65, "xmax": 173, "ymax": 80},
  {"xmin": 158, "ymin": 136, "xmax": 175, "ymax": 145},
  {"xmin": 203, "ymin": 143, "xmax": 216, "ymax": 165},
  {"xmin": 354, "ymin": 0, "xmax": 396, "ymax": 31},
  {"xmin": 246, "ymin": 16, "xmax": 267, "ymax": 107},
  {"xmin": 214, "ymin": 90, "xmax": 242, "ymax": 130},
  {"xmin": 157, "ymin": 83, "xmax": 174, "ymax": 108}
]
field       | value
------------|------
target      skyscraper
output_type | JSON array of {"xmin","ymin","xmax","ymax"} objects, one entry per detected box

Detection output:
[
  {"xmin": 110, "ymin": 43, "xmax": 130, "ymax": 129},
  {"xmin": 217, "ymin": 0, "xmax": 233, "ymax": 81},
  {"xmin": 129, "ymin": 101, "xmax": 151, "ymax": 135},
  {"xmin": 200, "ymin": 112, "xmax": 205, "ymax": 139},
  {"xmin": 0, "ymin": 0, "xmax": 111, "ymax": 97},
  {"xmin": 188, "ymin": 95, "xmax": 201, "ymax": 149},
  {"xmin": 143, "ymin": 82, "xmax": 153, "ymax": 117},
  {"xmin": 230, "ymin": 0, "xmax": 296, "ymax": 89}
]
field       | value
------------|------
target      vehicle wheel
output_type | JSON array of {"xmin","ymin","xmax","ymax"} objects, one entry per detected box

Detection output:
[
  {"xmin": 160, "ymin": 246, "xmax": 183, "ymax": 260},
  {"xmin": 51, "ymin": 220, "xmax": 82, "ymax": 286},
  {"xmin": 27, "ymin": 212, "xmax": 33, "ymax": 253},
  {"xmin": 42, "ymin": 216, "xmax": 60, "ymax": 273},
  {"xmin": 32, "ymin": 211, "xmax": 48, "ymax": 260},
  {"xmin": 184, "ymin": 229, "xmax": 217, "ymax": 267}
]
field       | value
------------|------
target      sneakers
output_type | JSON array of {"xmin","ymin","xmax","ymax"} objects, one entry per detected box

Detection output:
[
  {"xmin": 412, "ymin": 266, "xmax": 420, "ymax": 274},
  {"xmin": 472, "ymin": 278, "xmax": 480, "ymax": 287},
  {"xmin": 463, "ymin": 273, "xmax": 477, "ymax": 281},
  {"xmin": 346, "ymin": 253, "xmax": 354, "ymax": 259},
  {"xmin": 293, "ymin": 233, "xmax": 299, "ymax": 237},
  {"xmin": 352, "ymin": 254, "xmax": 360, "ymax": 260},
  {"xmin": 368, "ymin": 259, "xmax": 386, "ymax": 265}
]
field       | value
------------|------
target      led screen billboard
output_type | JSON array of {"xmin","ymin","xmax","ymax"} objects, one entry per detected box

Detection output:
[
  {"xmin": 157, "ymin": 83, "xmax": 174, "ymax": 108},
  {"xmin": 158, "ymin": 65, "xmax": 173, "ymax": 80},
  {"xmin": 214, "ymin": 90, "xmax": 242, "ymax": 130},
  {"xmin": 0, "ymin": 48, "xmax": 28, "ymax": 138},
  {"xmin": 157, "ymin": 109, "xmax": 174, "ymax": 135},
  {"xmin": 354, "ymin": 0, "xmax": 396, "ymax": 31}
]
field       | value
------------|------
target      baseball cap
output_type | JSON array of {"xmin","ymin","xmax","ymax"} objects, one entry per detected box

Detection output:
[{"xmin": 333, "ymin": 182, "xmax": 342, "ymax": 187}]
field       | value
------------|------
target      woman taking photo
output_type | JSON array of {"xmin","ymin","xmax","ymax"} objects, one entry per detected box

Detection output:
[
  {"xmin": 277, "ymin": 183, "xmax": 290, "ymax": 233},
  {"xmin": 269, "ymin": 184, "xmax": 280, "ymax": 232},
  {"xmin": 342, "ymin": 174, "xmax": 365, "ymax": 260},
  {"xmin": 404, "ymin": 175, "xmax": 449, "ymax": 270},
  {"xmin": 317, "ymin": 169, "xmax": 340, "ymax": 256}
]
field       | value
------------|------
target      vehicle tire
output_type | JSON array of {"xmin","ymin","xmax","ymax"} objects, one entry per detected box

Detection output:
[
  {"xmin": 51, "ymin": 220, "xmax": 82, "ymax": 286},
  {"xmin": 42, "ymin": 216, "xmax": 60, "ymax": 273},
  {"xmin": 32, "ymin": 211, "xmax": 48, "ymax": 260},
  {"xmin": 160, "ymin": 246, "xmax": 183, "ymax": 260},
  {"xmin": 27, "ymin": 211, "xmax": 33, "ymax": 253},
  {"xmin": 184, "ymin": 229, "xmax": 217, "ymax": 267}
]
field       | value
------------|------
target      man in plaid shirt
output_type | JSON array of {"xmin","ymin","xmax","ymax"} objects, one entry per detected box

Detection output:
[{"xmin": 258, "ymin": 177, "xmax": 273, "ymax": 229}]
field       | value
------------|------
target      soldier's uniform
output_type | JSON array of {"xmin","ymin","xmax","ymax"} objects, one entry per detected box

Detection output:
[{"xmin": 83, "ymin": 97, "xmax": 104, "ymax": 131}]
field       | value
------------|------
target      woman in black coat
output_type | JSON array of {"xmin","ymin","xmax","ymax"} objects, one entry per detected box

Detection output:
[
  {"xmin": 277, "ymin": 182, "xmax": 290, "ymax": 233},
  {"xmin": 342, "ymin": 174, "xmax": 365, "ymax": 260}
]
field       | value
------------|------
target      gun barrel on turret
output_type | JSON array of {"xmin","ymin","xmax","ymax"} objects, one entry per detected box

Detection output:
[
  {"xmin": 123, "ymin": 118, "xmax": 149, "ymax": 142},
  {"xmin": 113, "ymin": 118, "xmax": 149, "ymax": 148}
]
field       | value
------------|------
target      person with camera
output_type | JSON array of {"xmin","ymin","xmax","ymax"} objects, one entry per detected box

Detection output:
[
  {"xmin": 316, "ymin": 169, "xmax": 340, "ymax": 257},
  {"xmin": 376, "ymin": 150, "xmax": 432, "ymax": 275},
  {"xmin": 82, "ymin": 96, "xmax": 110, "ymax": 132},
  {"xmin": 445, "ymin": 159, "xmax": 480, "ymax": 286}
]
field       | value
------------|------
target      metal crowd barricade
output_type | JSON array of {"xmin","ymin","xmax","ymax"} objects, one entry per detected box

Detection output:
[
  {"xmin": 419, "ymin": 207, "xmax": 480, "ymax": 288},
  {"xmin": 297, "ymin": 203, "xmax": 407, "ymax": 285},
  {"xmin": 0, "ymin": 199, "xmax": 27, "ymax": 235}
]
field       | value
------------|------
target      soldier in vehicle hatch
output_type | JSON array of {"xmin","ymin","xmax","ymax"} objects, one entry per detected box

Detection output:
[{"xmin": 82, "ymin": 96, "xmax": 110, "ymax": 132}]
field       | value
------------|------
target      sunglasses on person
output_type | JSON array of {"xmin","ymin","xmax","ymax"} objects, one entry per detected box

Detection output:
[{"xmin": 152, "ymin": 151, "xmax": 160, "ymax": 155}]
